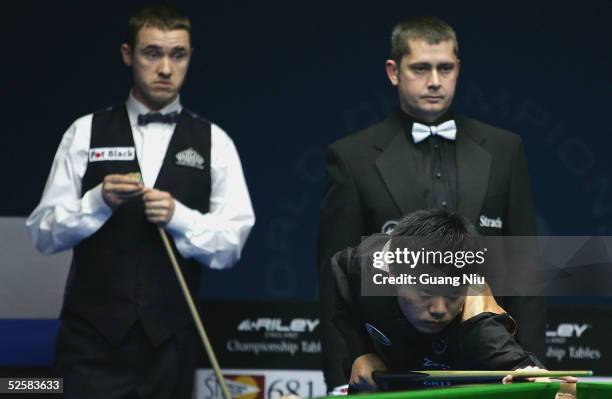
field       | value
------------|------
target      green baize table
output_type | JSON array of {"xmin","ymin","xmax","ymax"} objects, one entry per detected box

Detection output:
[{"xmin": 320, "ymin": 382, "xmax": 612, "ymax": 399}]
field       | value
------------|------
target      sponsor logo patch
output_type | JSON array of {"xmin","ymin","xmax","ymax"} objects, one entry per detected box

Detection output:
[
  {"xmin": 175, "ymin": 147, "xmax": 205, "ymax": 170},
  {"xmin": 479, "ymin": 215, "xmax": 503, "ymax": 229},
  {"xmin": 432, "ymin": 337, "xmax": 448, "ymax": 355},
  {"xmin": 89, "ymin": 147, "xmax": 135, "ymax": 162},
  {"xmin": 365, "ymin": 323, "xmax": 392, "ymax": 346},
  {"xmin": 381, "ymin": 220, "xmax": 398, "ymax": 234},
  {"xmin": 227, "ymin": 375, "xmax": 265, "ymax": 399}
]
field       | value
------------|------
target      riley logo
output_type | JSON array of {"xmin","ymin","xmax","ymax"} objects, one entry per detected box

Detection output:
[
  {"xmin": 237, "ymin": 318, "xmax": 319, "ymax": 333},
  {"xmin": 546, "ymin": 323, "xmax": 590, "ymax": 338},
  {"xmin": 479, "ymin": 215, "xmax": 503, "ymax": 229},
  {"xmin": 175, "ymin": 147, "xmax": 205, "ymax": 170}
]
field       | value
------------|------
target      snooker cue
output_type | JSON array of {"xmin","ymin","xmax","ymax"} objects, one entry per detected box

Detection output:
[
  {"xmin": 158, "ymin": 227, "xmax": 232, "ymax": 399},
  {"xmin": 414, "ymin": 370, "xmax": 592, "ymax": 379},
  {"xmin": 422, "ymin": 370, "xmax": 592, "ymax": 377}
]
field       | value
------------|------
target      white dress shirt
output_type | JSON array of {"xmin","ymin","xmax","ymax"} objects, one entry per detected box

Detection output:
[{"xmin": 26, "ymin": 92, "xmax": 255, "ymax": 269}]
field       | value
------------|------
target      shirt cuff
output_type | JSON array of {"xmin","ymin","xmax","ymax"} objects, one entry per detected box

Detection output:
[
  {"xmin": 166, "ymin": 199, "xmax": 193, "ymax": 234},
  {"xmin": 83, "ymin": 183, "xmax": 113, "ymax": 218}
]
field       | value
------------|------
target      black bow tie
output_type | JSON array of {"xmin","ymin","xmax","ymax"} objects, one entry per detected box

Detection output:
[{"xmin": 137, "ymin": 111, "xmax": 180, "ymax": 126}]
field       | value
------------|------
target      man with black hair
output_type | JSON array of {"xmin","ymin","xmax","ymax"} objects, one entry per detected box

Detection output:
[
  {"xmin": 318, "ymin": 16, "xmax": 544, "ymax": 390},
  {"xmin": 330, "ymin": 209, "xmax": 543, "ymax": 391},
  {"xmin": 26, "ymin": 5, "xmax": 254, "ymax": 398}
]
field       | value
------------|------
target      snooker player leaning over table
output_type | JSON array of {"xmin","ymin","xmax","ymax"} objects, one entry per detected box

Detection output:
[{"xmin": 329, "ymin": 208, "xmax": 575, "ymax": 394}]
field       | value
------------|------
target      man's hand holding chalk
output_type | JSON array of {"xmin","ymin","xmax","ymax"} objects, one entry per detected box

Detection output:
[{"xmin": 102, "ymin": 172, "xmax": 145, "ymax": 209}]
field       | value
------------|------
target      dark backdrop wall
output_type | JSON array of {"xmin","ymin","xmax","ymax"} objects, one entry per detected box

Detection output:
[{"xmin": 5, "ymin": 0, "xmax": 612, "ymax": 301}]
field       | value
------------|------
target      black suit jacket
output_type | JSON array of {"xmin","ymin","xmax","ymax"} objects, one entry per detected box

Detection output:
[{"xmin": 317, "ymin": 111, "xmax": 545, "ymax": 388}]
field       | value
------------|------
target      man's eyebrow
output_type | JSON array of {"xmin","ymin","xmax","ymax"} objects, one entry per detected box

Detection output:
[
  {"xmin": 409, "ymin": 61, "xmax": 456, "ymax": 65},
  {"xmin": 408, "ymin": 62, "xmax": 432, "ymax": 67},
  {"xmin": 141, "ymin": 44, "xmax": 163, "ymax": 51}
]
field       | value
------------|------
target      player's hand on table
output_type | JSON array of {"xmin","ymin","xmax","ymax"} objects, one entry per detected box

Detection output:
[
  {"xmin": 350, "ymin": 353, "xmax": 387, "ymax": 391},
  {"xmin": 503, "ymin": 366, "xmax": 578, "ymax": 399},
  {"xmin": 143, "ymin": 188, "xmax": 175, "ymax": 225},
  {"xmin": 102, "ymin": 173, "xmax": 145, "ymax": 210},
  {"xmin": 502, "ymin": 366, "xmax": 578, "ymax": 384}
]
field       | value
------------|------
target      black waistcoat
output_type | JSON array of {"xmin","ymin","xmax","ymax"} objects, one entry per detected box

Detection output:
[{"xmin": 63, "ymin": 105, "xmax": 211, "ymax": 347}]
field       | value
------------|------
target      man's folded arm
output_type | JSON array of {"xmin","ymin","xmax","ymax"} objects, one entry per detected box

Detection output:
[
  {"xmin": 26, "ymin": 116, "xmax": 114, "ymax": 254},
  {"xmin": 165, "ymin": 125, "xmax": 255, "ymax": 270}
]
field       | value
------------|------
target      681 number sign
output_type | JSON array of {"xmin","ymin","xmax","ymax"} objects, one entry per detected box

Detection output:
[{"xmin": 267, "ymin": 379, "xmax": 314, "ymax": 399}]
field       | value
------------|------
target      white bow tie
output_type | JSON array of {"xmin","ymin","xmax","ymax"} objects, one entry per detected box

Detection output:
[{"xmin": 411, "ymin": 120, "xmax": 457, "ymax": 144}]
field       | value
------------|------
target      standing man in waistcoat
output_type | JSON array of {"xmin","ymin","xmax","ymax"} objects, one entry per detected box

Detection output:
[
  {"xmin": 317, "ymin": 16, "xmax": 544, "ymax": 391},
  {"xmin": 26, "ymin": 5, "xmax": 255, "ymax": 398}
]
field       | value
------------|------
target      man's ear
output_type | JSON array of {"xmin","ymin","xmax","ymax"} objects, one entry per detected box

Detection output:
[
  {"xmin": 120, "ymin": 43, "xmax": 133, "ymax": 67},
  {"xmin": 385, "ymin": 59, "xmax": 399, "ymax": 86}
]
